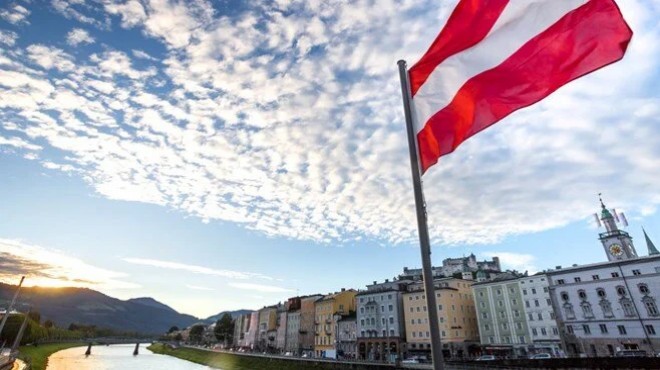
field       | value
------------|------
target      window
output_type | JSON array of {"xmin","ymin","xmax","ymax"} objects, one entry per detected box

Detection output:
[
  {"xmin": 489, "ymin": 337, "xmax": 494, "ymax": 344},
  {"xmin": 438, "ymin": 304, "xmax": 443, "ymax": 311},
  {"xmin": 557, "ymin": 279, "xmax": 565, "ymax": 285},
  {"xmin": 514, "ymin": 310, "xmax": 520, "ymax": 317},
  {"xmin": 361, "ymin": 319, "xmax": 365, "ymax": 326},
  {"xmin": 639, "ymin": 284, "xmax": 650, "ymax": 295},
  {"xmin": 408, "ymin": 296, "xmax": 412, "ymax": 301},
  {"xmin": 544, "ymin": 287, "xmax": 548, "ymax": 293},
  {"xmin": 581, "ymin": 303, "xmax": 595, "ymax": 319},
  {"xmin": 612, "ymin": 272, "xmax": 620, "ymax": 278},
  {"xmin": 632, "ymin": 269, "xmax": 641, "ymax": 276},
  {"xmin": 498, "ymin": 300, "xmax": 503, "ymax": 307},
  {"xmin": 497, "ymin": 289, "xmax": 501, "ymax": 295},
  {"xmin": 646, "ymin": 325, "xmax": 656, "ymax": 335},
  {"xmin": 512, "ymin": 299, "xmax": 517, "ymax": 305},
  {"xmin": 574, "ymin": 277, "xmax": 581, "ymax": 283},
  {"xmin": 532, "ymin": 328, "xmax": 538, "ymax": 336},
  {"xmin": 578, "ymin": 290, "xmax": 587, "ymax": 300},
  {"xmin": 597, "ymin": 288, "xmax": 606, "ymax": 298},
  {"xmin": 389, "ymin": 317, "xmax": 394, "ymax": 324},
  {"xmin": 510, "ymin": 288, "xmax": 515, "ymax": 294},
  {"xmin": 537, "ymin": 313, "xmax": 543, "ymax": 320},
  {"xmin": 550, "ymin": 312, "xmax": 555, "ymax": 320},
  {"xmin": 600, "ymin": 300, "xmax": 614, "ymax": 318},
  {"xmin": 482, "ymin": 312, "xmax": 487, "ymax": 319},
  {"xmin": 410, "ymin": 307, "xmax": 414, "ymax": 313},
  {"xmin": 592, "ymin": 275, "xmax": 600, "ymax": 280},
  {"xmin": 516, "ymin": 322, "xmax": 522, "ymax": 330},
  {"xmin": 410, "ymin": 319, "xmax": 414, "ymax": 325},
  {"xmin": 532, "ymin": 288, "xmax": 537, "ymax": 294},
  {"xmin": 552, "ymin": 327, "xmax": 559, "ymax": 335},
  {"xmin": 621, "ymin": 299, "xmax": 636, "ymax": 317},
  {"xmin": 528, "ymin": 313, "xmax": 534, "ymax": 321},
  {"xmin": 534, "ymin": 299, "xmax": 540, "ymax": 307},
  {"xmin": 546, "ymin": 298, "xmax": 552, "ymax": 306},
  {"xmin": 360, "ymin": 307, "xmax": 364, "ymax": 314},
  {"xmin": 618, "ymin": 325, "xmax": 627, "ymax": 335},
  {"xmin": 523, "ymin": 289, "xmax": 528, "ymax": 295},
  {"xmin": 389, "ymin": 304, "xmax": 394, "ymax": 312},
  {"xmin": 643, "ymin": 297, "xmax": 659, "ymax": 316},
  {"xmin": 525, "ymin": 301, "xmax": 530, "ymax": 308},
  {"xmin": 484, "ymin": 324, "xmax": 490, "ymax": 331},
  {"xmin": 617, "ymin": 286, "xmax": 627, "ymax": 297},
  {"xmin": 583, "ymin": 324, "xmax": 591, "ymax": 335},
  {"xmin": 519, "ymin": 336, "xmax": 526, "ymax": 343},
  {"xmin": 564, "ymin": 304, "xmax": 576, "ymax": 320},
  {"xmin": 412, "ymin": 332, "xmax": 416, "ymax": 338},
  {"xmin": 541, "ymin": 328, "xmax": 547, "ymax": 335},
  {"xmin": 502, "ymin": 323, "xmax": 508, "ymax": 330},
  {"xmin": 560, "ymin": 292, "xmax": 569, "ymax": 302},
  {"xmin": 500, "ymin": 311, "xmax": 506, "ymax": 319},
  {"xmin": 599, "ymin": 324, "xmax": 608, "ymax": 334},
  {"xmin": 566, "ymin": 325, "xmax": 574, "ymax": 334}
]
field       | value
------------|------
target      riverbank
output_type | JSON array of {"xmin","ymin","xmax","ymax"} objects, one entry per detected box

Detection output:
[
  {"xmin": 148, "ymin": 344, "xmax": 397, "ymax": 370},
  {"xmin": 18, "ymin": 343, "xmax": 85, "ymax": 370}
]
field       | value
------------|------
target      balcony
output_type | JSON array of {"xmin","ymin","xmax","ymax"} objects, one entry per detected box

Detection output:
[{"xmin": 599, "ymin": 229, "xmax": 630, "ymax": 239}]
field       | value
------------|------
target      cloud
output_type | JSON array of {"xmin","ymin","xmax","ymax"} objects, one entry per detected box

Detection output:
[
  {"xmin": 0, "ymin": 238, "xmax": 139, "ymax": 290},
  {"xmin": 186, "ymin": 284, "xmax": 215, "ymax": 291},
  {"xmin": 0, "ymin": 30, "xmax": 18, "ymax": 46},
  {"xmin": 228, "ymin": 282, "xmax": 294, "ymax": 294},
  {"xmin": 0, "ymin": 0, "xmax": 659, "ymax": 248},
  {"xmin": 0, "ymin": 4, "xmax": 29, "ymax": 24},
  {"xmin": 66, "ymin": 28, "xmax": 94, "ymax": 46},
  {"xmin": 481, "ymin": 252, "xmax": 538, "ymax": 274},
  {"xmin": 132, "ymin": 49, "xmax": 157, "ymax": 61},
  {"xmin": 123, "ymin": 257, "xmax": 272, "ymax": 280}
]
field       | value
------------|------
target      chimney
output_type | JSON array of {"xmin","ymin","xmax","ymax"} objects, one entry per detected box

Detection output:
[
  {"xmin": 385, "ymin": 279, "xmax": 389, "ymax": 283},
  {"xmin": 341, "ymin": 288, "xmax": 345, "ymax": 292},
  {"xmin": 373, "ymin": 281, "xmax": 377, "ymax": 285}
]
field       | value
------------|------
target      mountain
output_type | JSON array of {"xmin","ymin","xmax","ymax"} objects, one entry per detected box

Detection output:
[
  {"xmin": 204, "ymin": 309, "xmax": 252, "ymax": 323},
  {"xmin": 0, "ymin": 283, "xmax": 198, "ymax": 334}
]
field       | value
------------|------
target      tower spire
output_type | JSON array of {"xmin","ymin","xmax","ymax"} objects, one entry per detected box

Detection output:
[
  {"xmin": 599, "ymin": 192, "xmax": 606, "ymax": 210},
  {"xmin": 643, "ymin": 227, "xmax": 659, "ymax": 256}
]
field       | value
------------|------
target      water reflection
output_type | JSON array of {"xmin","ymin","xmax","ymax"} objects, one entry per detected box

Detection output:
[{"xmin": 47, "ymin": 344, "xmax": 214, "ymax": 370}]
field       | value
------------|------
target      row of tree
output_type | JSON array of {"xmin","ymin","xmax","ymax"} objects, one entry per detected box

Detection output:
[
  {"xmin": 0, "ymin": 312, "xmax": 149, "ymax": 346},
  {"xmin": 164, "ymin": 313, "xmax": 235, "ymax": 346}
]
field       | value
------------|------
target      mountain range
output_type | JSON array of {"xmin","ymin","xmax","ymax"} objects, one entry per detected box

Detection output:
[{"xmin": 0, "ymin": 283, "xmax": 249, "ymax": 334}]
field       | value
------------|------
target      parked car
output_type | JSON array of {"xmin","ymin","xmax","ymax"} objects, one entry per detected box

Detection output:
[
  {"xmin": 476, "ymin": 355, "xmax": 496, "ymax": 361},
  {"xmin": 615, "ymin": 350, "xmax": 647, "ymax": 357},
  {"xmin": 401, "ymin": 358, "xmax": 419, "ymax": 364},
  {"xmin": 530, "ymin": 353, "xmax": 552, "ymax": 359}
]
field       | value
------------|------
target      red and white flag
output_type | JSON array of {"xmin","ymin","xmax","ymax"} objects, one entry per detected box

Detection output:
[{"xmin": 409, "ymin": 0, "xmax": 632, "ymax": 173}]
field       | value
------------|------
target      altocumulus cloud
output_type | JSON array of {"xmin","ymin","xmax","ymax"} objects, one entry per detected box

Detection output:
[{"xmin": 0, "ymin": 1, "xmax": 659, "ymax": 246}]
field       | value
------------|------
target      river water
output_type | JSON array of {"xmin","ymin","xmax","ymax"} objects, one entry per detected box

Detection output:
[{"xmin": 46, "ymin": 344, "xmax": 214, "ymax": 370}]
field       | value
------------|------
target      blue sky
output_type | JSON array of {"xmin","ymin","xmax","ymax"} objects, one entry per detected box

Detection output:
[{"xmin": 0, "ymin": 0, "xmax": 659, "ymax": 318}]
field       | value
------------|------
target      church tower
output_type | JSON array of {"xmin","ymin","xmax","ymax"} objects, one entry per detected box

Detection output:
[{"xmin": 597, "ymin": 196, "xmax": 637, "ymax": 261}]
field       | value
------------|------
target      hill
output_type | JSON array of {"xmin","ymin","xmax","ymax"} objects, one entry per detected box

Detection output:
[
  {"xmin": 204, "ymin": 309, "xmax": 252, "ymax": 323},
  {"xmin": 0, "ymin": 283, "xmax": 198, "ymax": 334}
]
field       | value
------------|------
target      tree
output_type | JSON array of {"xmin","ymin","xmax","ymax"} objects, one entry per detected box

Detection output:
[
  {"xmin": 174, "ymin": 333, "xmax": 183, "ymax": 341},
  {"xmin": 28, "ymin": 311, "xmax": 41, "ymax": 325},
  {"xmin": 44, "ymin": 320, "xmax": 54, "ymax": 329},
  {"xmin": 168, "ymin": 326, "xmax": 179, "ymax": 334},
  {"xmin": 188, "ymin": 325, "xmax": 205, "ymax": 343},
  {"xmin": 214, "ymin": 313, "xmax": 234, "ymax": 347}
]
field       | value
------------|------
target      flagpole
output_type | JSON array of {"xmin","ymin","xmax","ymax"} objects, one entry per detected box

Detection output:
[{"xmin": 397, "ymin": 60, "xmax": 444, "ymax": 370}]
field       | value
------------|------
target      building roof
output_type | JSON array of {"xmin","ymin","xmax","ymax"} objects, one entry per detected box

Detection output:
[
  {"xmin": 644, "ymin": 227, "xmax": 659, "ymax": 256},
  {"xmin": 546, "ymin": 254, "xmax": 660, "ymax": 275}
]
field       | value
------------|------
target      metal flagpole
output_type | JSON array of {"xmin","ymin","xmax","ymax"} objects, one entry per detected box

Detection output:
[{"xmin": 397, "ymin": 60, "xmax": 444, "ymax": 370}]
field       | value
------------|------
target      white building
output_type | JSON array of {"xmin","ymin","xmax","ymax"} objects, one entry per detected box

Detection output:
[
  {"xmin": 519, "ymin": 273, "xmax": 562, "ymax": 355},
  {"xmin": 547, "ymin": 199, "xmax": 660, "ymax": 357},
  {"xmin": 356, "ymin": 278, "xmax": 411, "ymax": 361}
]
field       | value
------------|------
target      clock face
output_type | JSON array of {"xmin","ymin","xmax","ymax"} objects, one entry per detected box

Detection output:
[{"xmin": 610, "ymin": 244, "xmax": 623, "ymax": 256}]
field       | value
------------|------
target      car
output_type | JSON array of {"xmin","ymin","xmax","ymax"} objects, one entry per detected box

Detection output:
[
  {"xmin": 301, "ymin": 353, "xmax": 310, "ymax": 358},
  {"xmin": 401, "ymin": 358, "xmax": 419, "ymax": 364},
  {"xmin": 284, "ymin": 352, "xmax": 293, "ymax": 356},
  {"xmin": 615, "ymin": 350, "xmax": 647, "ymax": 357},
  {"xmin": 530, "ymin": 353, "xmax": 552, "ymax": 359},
  {"xmin": 476, "ymin": 355, "xmax": 496, "ymax": 361}
]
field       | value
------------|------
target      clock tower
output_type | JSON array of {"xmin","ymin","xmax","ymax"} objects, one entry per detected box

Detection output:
[{"xmin": 597, "ymin": 197, "xmax": 636, "ymax": 261}]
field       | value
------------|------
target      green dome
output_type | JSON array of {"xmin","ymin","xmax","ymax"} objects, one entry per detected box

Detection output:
[{"xmin": 601, "ymin": 208, "xmax": 613, "ymax": 219}]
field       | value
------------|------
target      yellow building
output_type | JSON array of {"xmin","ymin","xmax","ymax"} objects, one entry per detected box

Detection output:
[
  {"xmin": 257, "ymin": 305, "xmax": 278, "ymax": 351},
  {"xmin": 402, "ymin": 278, "xmax": 479, "ymax": 359},
  {"xmin": 314, "ymin": 288, "xmax": 357, "ymax": 357}
]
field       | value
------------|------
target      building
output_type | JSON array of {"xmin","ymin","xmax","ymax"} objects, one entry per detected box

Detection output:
[
  {"xmin": 257, "ymin": 306, "xmax": 278, "ymax": 351},
  {"xmin": 233, "ymin": 312, "xmax": 258, "ymax": 349},
  {"xmin": 285, "ymin": 297, "xmax": 302, "ymax": 354},
  {"xmin": 472, "ymin": 272, "xmax": 561, "ymax": 358},
  {"xmin": 403, "ymin": 278, "xmax": 479, "ymax": 360},
  {"xmin": 314, "ymin": 289, "xmax": 357, "ymax": 358},
  {"xmin": 356, "ymin": 278, "xmax": 411, "ymax": 361},
  {"xmin": 336, "ymin": 313, "xmax": 357, "ymax": 359},
  {"xmin": 401, "ymin": 254, "xmax": 501, "ymax": 280},
  {"xmin": 299, "ymin": 295, "xmax": 323, "ymax": 356},
  {"xmin": 547, "ymin": 199, "xmax": 660, "ymax": 357},
  {"xmin": 276, "ymin": 306, "xmax": 288, "ymax": 352}
]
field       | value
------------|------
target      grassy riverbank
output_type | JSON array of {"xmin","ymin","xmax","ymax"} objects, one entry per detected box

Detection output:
[
  {"xmin": 18, "ymin": 343, "xmax": 85, "ymax": 370},
  {"xmin": 147, "ymin": 343, "xmax": 391, "ymax": 370}
]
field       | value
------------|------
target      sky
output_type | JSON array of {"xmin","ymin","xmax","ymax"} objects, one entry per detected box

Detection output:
[{"xmin": 0, "ymin": 0, "xmax": 659, "ymax": 319}]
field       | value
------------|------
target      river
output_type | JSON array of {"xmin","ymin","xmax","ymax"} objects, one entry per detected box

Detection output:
[{"xmin": 46, "ymin": 344, "xmax": 214, "ymax": 370}]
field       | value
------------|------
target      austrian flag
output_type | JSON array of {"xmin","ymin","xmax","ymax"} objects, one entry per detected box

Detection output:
[{"xmin": 409, "ymin": 0, "xmax": 632, "ymax": 173}]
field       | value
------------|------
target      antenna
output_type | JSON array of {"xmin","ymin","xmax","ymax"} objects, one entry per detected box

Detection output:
[
  {"xmin": 612, "ymin": 208, "xmax": 621, "ymax": 223},
  {"xmin": 620, "ymin": 212, "xmax": 629, "ymax": 227}
]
